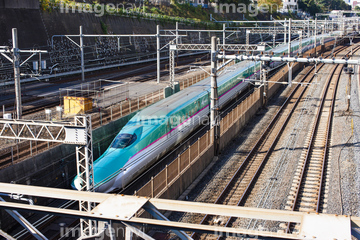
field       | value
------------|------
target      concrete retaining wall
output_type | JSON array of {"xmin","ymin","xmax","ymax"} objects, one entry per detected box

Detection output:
[
  {"xmin": 0, "ymin": 8, "xmax": 176, "ymax": 48},
  {"xmin": 0, "ymin": 0, "xmax": 39, "ymax": 9},
  {"xmin": 0, "ymin": 144, "xmax": 74, "ymax": 185}
]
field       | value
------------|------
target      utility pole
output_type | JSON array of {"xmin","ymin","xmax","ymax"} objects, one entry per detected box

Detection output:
[
  {"xmin": 210, "ymin": 36, "xmax": 219, "ymax": 156},
  {"xmin": 12, "ymin": 28, "xmax": 22, "ymax": 119}
]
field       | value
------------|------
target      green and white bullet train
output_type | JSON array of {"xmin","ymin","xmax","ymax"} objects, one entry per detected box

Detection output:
[{"xmin": 72, "ymin": 32, "xmax": 339, "ymax": 192}]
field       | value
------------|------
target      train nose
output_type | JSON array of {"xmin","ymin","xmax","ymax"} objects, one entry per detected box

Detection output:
[
  {"xmin": 72, "ymin": 176, "xmax": 82, "ymax": 191},
  {"xmin": 93, "ymin": 166, "xmax": 126, "ymax": 192},
  {"xmin": 93, "ymin": 166, "xmax": 114, "ymax": 190},
  {"xmin": 71, "ymin": 166, "xmax": 116, "ymax": 192}
]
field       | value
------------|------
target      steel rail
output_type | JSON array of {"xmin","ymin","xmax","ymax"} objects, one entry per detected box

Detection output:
[
  {"xmin": 218, "ymin": 64, "xmax": 326, "ymax": 235},
  {"xmin": 221, "ymin": 44, "xmax": 355, "ymax": 238},
  {"xmin": 316, "ymin": 66, "xmax": 342, "ymax": 213},
  {"xmin": 285, "ymin": 44, "xmax": 360, "ymax": 233},
  {"xmin": 191, "ymin": 61, "xmax": 327, "ymax": 240},
  {"xmin": 285, "ymin": 64, "xmax": 339, "ymax": 233}
]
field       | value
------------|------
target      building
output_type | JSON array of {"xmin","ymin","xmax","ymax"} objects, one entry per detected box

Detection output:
[
  {"xmin": 353, "ymin": 0, "xmax": 360, "ymax": 8},
  {"xmin": 282, "ymin": 0, "xmax": 298, "ymax": 12}
]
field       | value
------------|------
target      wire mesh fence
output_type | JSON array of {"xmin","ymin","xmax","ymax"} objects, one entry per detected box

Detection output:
[{"xmin": 60, "ymin": 79, "xmax": 129, "ymax": 110}]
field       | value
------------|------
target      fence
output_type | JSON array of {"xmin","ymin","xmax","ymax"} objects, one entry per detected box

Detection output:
[
  {"xmin": 220, "ymin": 88, "xmax": 261, "ymax": 136},
  {"xmin": 60, "ymin": 80, "xmax": 130, "ymax": 109},
  {"xmin": 136, "ymin": 87, "xmax": 262, "ymax": 198},
  {"xmin": 135, "ymin": 130, "xmax": 212, "ymax": 197}
]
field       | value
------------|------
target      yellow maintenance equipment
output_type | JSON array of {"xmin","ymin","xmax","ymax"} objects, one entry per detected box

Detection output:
[{"xmin": 63, "ymin": 96, "xmax": 93, "ymax": 115}]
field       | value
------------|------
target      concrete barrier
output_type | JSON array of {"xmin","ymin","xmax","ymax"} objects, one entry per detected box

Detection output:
[
  {"xmin": 160, "ymin": 144, "xmax": 215, "ymax": 200},
  {"xmin": 219, "ymin": 89, "xmax": 262, "ymax": 151}
]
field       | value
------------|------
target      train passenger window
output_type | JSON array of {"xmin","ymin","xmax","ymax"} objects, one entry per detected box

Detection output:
[{"xmin": 111, "ymin": 133, "xmax": 137, "ymax": 148}]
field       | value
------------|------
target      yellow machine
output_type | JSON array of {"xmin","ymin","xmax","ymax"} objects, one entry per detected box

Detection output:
[{"xmin": 63, "ymin": 96, "xmax": 92, "ymax": 115}]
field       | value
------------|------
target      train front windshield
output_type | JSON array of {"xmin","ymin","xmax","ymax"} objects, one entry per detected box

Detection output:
[{"xmin": 111, "ymin": 134, "xmax": 137, "ymax": 148}]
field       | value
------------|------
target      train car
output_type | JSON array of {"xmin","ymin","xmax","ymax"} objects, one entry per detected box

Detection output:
[{"xmin": 72, "ymin": 31, "xmax": 339, "ymax": 193}]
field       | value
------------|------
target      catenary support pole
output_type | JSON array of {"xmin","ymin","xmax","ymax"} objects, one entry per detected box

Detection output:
[
  {"xmin": 80, "ymin": 26, "xmax": 85, "ymax": 81},
  {"xmin": 299, "ymin": 30, "xmax": 303, "ymax": 55},
  {"xmin": 176, "ymin": 22, "xmax": 179, "ymax": 63},
  {"xmin": 12, "ymin": 28, "xmax": 22, "ymax": 119},
  {"xmin": 288, "ymin": 18, "xmax": 292, "ymax": 57},
  {"xmin": 223, "ymin": 23, "xmax": 226, "ymax": 64},
  {"xmin": 210, "ymin": 36, "xmax": 219, "ymax": 156},
  {"xmin": 314, "ymin": 18, "xmax": 317, "ymax": 58},
  {"xmin": 273, "ymin": 21, "xmax": 276, "ymax": 47},
  {"xmin": 288, "ymin": 18, "xmax": 292, "ymax": 86},
  {"xmin": 157, "ymin": 25, "xmax": 160, "ymax": 84},
  {"xmin": 284, "ymin": 18, "xmax": 287, "ymax": 44}
]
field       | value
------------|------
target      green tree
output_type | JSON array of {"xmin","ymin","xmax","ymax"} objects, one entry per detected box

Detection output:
[
  {"xmin": 298, "ymin": 0, "xmax": 350, "ymax": 16},
  {"xmin": 355, "ymin": 6, "xmax": 360, "ymax": 16},
  {"xmin": 258, "ymin": 0, "xmax": 282, "ymax": 13}
]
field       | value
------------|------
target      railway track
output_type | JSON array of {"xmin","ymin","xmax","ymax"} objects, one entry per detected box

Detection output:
[
  {"xmin": 185, "ymin": 45, "xmax": 349, "ymax": 240},
  {"xmin": 4, "ymin": 43, "xmax": 348, "ymax": 238},
  {"xmin": 0, "ymin": 54, "xmax": 209, "ymax": 118},
  {"xmin": 0, "ymin": 69, "xmax": 209, "ymax": 169},
  {"xmin": 22, "ymin": 97, "xmax": 60, "ymax": 116},
  {"xmin": 284, "ymin": 44, "xmax": 360, "ymax": 233},
  {"xmin": 12, "ymin": 74, "xmax": 254, "ymax": 240}
]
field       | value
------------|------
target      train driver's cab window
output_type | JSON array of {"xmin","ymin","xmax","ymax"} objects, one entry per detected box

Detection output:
[{"xmin": 111, "ymin": 133, "xmax": 137, "ymax": 148}]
